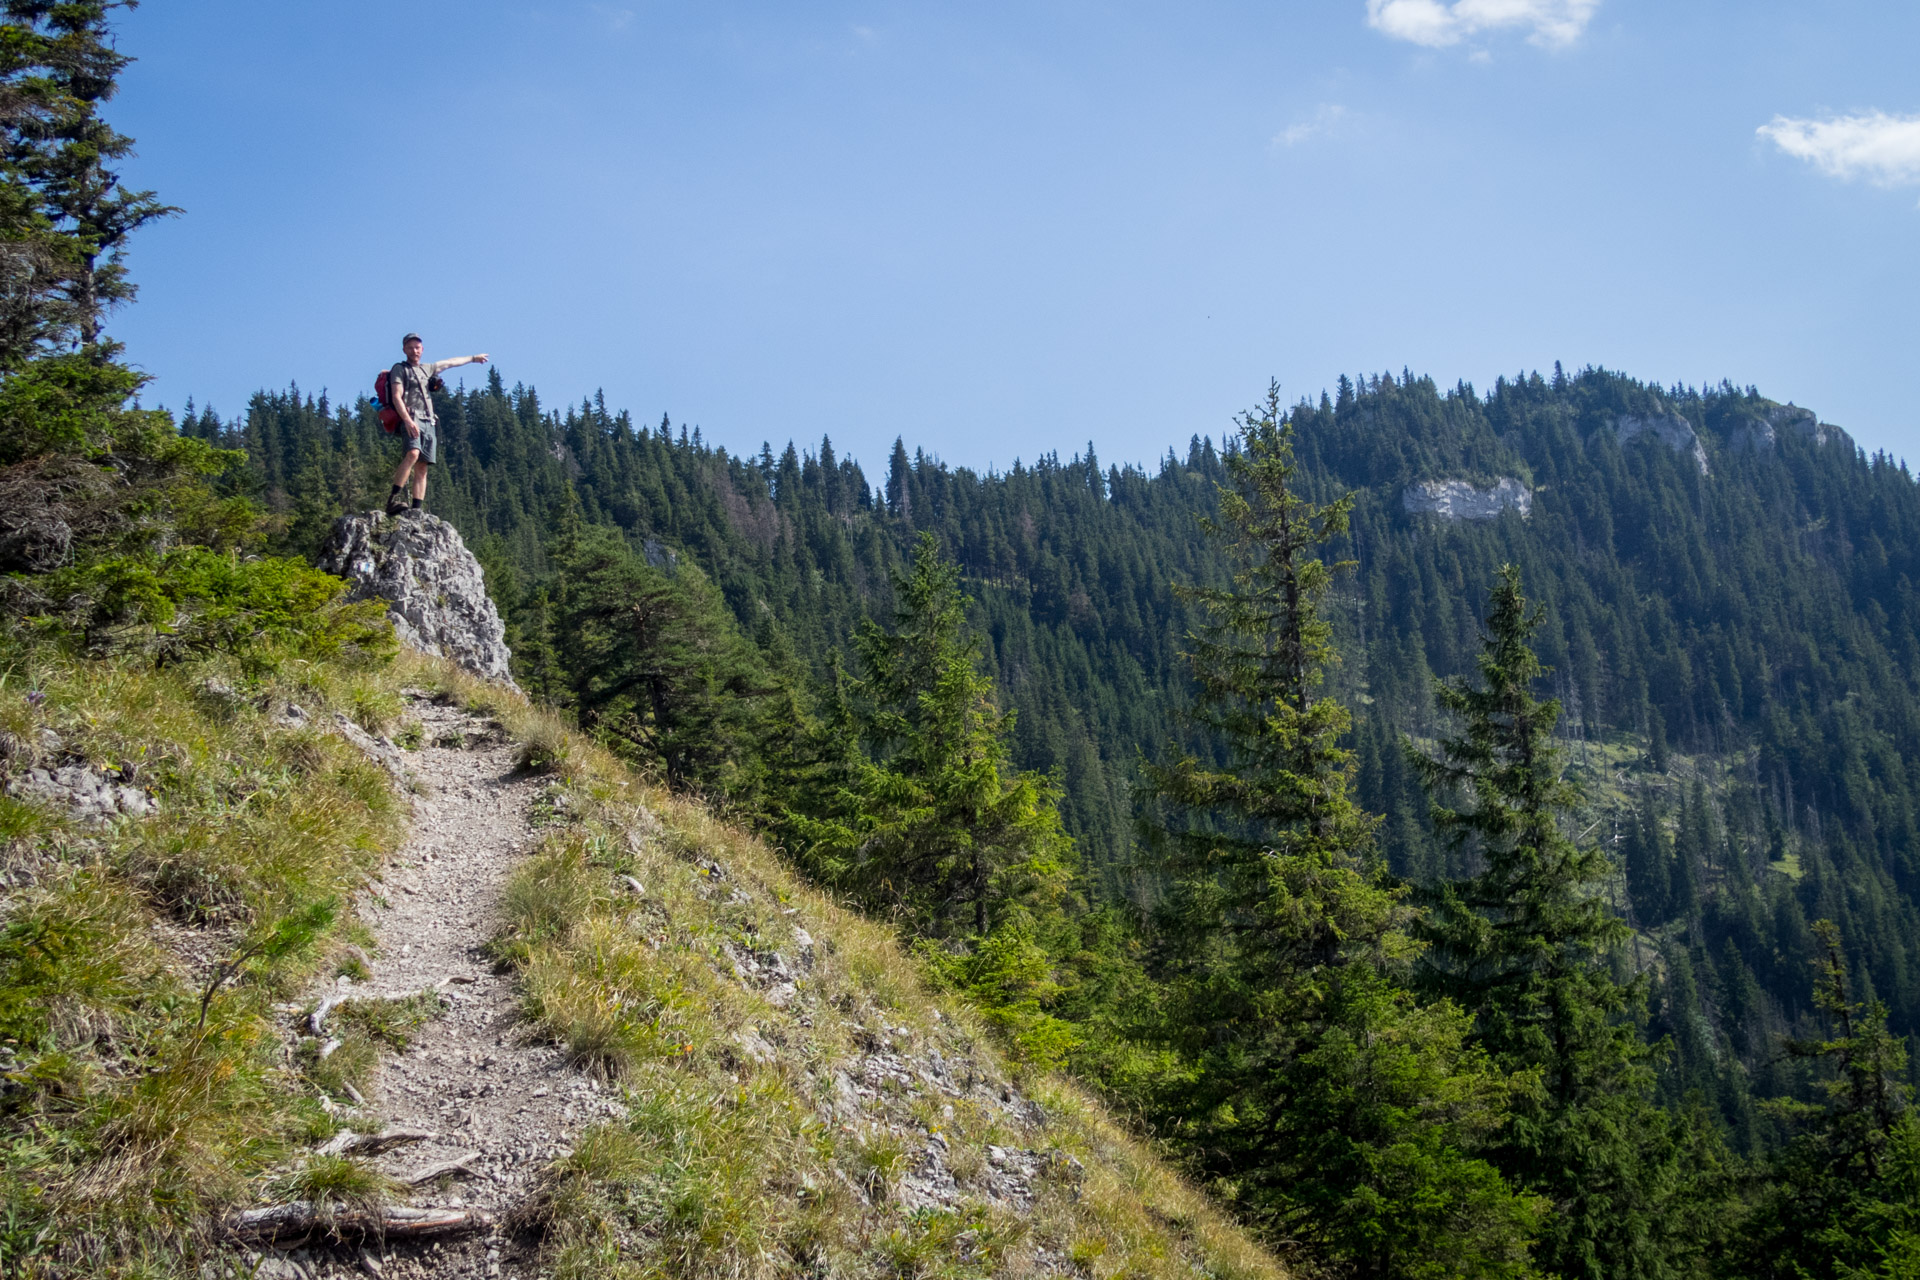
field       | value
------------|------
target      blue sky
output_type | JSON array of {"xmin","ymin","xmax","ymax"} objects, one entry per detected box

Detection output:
[{"xmin": 112, "ymin": 1, "xmax": 1920, "ymax": 473}]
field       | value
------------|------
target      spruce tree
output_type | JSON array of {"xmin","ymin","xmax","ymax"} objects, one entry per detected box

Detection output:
[
  {"xmin": 1147, "ymin": 385, "xmax": 1540, "ymax": 1279},
  {"xmin": 1733, "ymin": 921, "xmax": 1917, "ymax": 1280},
  {"xmin": 1622, "ymin": 795, "xmax": 1670, "ymax": 928},
  {"xmin": 792, "ymin": 531, "xmax": 1071, "ymax": 940},
  {"xmin": 1, "ymin": 1, "xmax": 175, "ymax": 350},
  {"xmin": 1788, "ymin": 922, "xmax": 1907, "ymax": 1176},
  {"xmin": 549, "ymin": 525, "xmax": 777, "ymax": 796},
  {"xmin": 1412, "ymin": 566, "xmax": 1718, "ymax": 1280}
]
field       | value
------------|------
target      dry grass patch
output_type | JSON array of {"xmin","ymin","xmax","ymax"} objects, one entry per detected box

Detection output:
[{"xmin": 0, "ymin": 643, "xmax": 414, "ymax": 1275}]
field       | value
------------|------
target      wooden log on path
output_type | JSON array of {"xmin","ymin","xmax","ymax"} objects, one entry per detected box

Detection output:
[
  {"xmin": 401, "ymin": 1151, "xmax": 481, "ymax": 1185},
  {"xmin": 226, "ymin": 1201, "xmax": 492, "ymax": 1245}
]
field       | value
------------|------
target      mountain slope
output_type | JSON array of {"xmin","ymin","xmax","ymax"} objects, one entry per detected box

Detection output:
[
  {"xmin": 221, "ymin": 366, "xmax": 1920, "ymax": 1114},
  {"xmin": 0, "ymin": 641, "xmax": 1286, "ymax": 1279}
]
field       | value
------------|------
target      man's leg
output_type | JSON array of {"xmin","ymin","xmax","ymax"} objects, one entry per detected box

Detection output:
[
  {"xmin": 406, "ymin": 432, "xmax": 437, "ymax": 510},
  {"xmin": 387, "ymin": 447, "xmax": 419, "ymax": 514}
]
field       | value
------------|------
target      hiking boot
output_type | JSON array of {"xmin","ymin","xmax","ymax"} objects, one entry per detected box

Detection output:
[{"xmin": 384, "ymin": 491, "xmax": 408, "ymax": 516}]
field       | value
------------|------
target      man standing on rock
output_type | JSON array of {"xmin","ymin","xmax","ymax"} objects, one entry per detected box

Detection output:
[{"xmin": 386, "ymin": 333, "xmax": 488, "ymax": 516}]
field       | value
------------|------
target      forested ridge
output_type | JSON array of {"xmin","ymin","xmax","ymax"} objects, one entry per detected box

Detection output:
[
  {"xmin": 198, "ymin": 355, "xmax": 1920, "ymax": 1274},
  {"xmin": 216, "ymin": 365, "xmax": 1920, "ymax": 1090}
]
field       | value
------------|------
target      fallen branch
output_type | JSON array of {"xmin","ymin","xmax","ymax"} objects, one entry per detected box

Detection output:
[
  {"xmin": 316, "ymin": 1126, "xmax": 436, "ymax": 1158},
  {"xmin": 401, "ymin": 1151, "xmax": 480, "ymax": 1185},
  {"xmin": 310, "ymin": 995, "xmax": 342, "ymax": 1037},
  {"xmin": 226, "ymin": 1201, "xmax": 492, "ymax": 1245}
]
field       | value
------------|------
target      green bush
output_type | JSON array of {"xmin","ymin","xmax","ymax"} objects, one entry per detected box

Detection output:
[
  {"xmin": 915, "ymin": 925, "xmax": 1082, "ymax": 1071},
  {"xmin": 0, "ymin": 353, "xmax": 147, "ymax": 465},
  {"xmin": 38, "ymin": 547, "xmax": 394, "ymax": 665}
]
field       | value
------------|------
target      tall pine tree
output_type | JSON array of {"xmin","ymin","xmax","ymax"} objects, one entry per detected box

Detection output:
[
  {"xmin": 1146, "ymin": 385, "xmax": 1540, "ymax": 1279},
  {"xmin": 1, "ymin": 1, "xmax": 174, "ymax": 350},
  {"xmin": 548, "ymin": 525, "xmax": 779, "ymax": 797},
  {"xmin": 790, "ymin": 532, "xmax": 1072, "ymax": 940},
  {"xmin": 1733, "ymin": 920, "xmax": 1918, "ymax": 1280},
  {"xmin": 1412, "ymin": 566, "xmax": 1721, "ymax": 1280}
]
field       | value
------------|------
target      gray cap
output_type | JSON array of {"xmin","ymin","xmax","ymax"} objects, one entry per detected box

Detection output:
[{"xmin": 402, "ymin": 332, "xmax": 422, "ymax": 345}]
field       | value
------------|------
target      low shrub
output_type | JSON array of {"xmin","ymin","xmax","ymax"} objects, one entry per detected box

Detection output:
[{"xmin": 38, "ymin": 547, "xmax": 396, "ymax": 668}]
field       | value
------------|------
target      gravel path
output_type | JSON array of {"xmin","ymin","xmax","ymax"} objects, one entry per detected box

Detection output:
[{"xmin": 260, "ymin": 693, "xmax": 614, "ymax": 1280}]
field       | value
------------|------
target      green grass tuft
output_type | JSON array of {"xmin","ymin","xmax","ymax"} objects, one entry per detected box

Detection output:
[
  {"xmin": 270, "ymin": 1153, "xmax": 405, "ymax": 1209},
  {"xmin": 329, "ymin": 991, "xmax": 443, "ymax": 1051}
]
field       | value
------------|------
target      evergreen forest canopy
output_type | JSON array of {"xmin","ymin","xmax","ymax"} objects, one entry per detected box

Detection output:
[
  {"xmin": 210, "ymin": 358, "xmax": 1920, "ymax": 1276},
  {"xmin": 218, "ymin": 364, "xmax": 1920, "ymax": 1067}
]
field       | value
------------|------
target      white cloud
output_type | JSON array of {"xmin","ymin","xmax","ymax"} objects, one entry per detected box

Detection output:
[
  {"xmin": 1366, "ymin": 0, "xmax": 1599, "ymax": 48},
  {"xmin": 1276, "ymin": 104, "xmax": 1348, "ymax": 148},
  {"xmin": 1757, "ymin": 111, "xmax": 1920, "ymax": 188}
]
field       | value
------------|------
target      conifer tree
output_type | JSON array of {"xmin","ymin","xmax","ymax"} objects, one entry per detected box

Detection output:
[
  {"xmin": 1, "ymin": 1, "xmax": 175, "ymax": 352},
  {"xmin": 886, "ymin": 436, "xmax": 912, "ymax": 522},
  {"xmin": 1732, "ymin": 920, "xmax": 1918, "ymax": 1279},
  {"xmin": 1412, "ymin": 566, "xmax": 1718, "ymax": 1280},
  {"xmin": 1788, "ymin": 922, "xmax": 1907, "ymax": 1176},
  {"xmin": 549, "ymin": 525, "xmax": 777, "ymax": 796},
  {"xmin": 792, "ymin": 532, "xmax": 1071, "ymax": 939},
  {"xmin": 1622, "ymin": 795, "xmax": 1670, "ymax": 927},
  {"xmin": 1147, "ymin": 385, "xmax": 1540, "ymax": 1278}
]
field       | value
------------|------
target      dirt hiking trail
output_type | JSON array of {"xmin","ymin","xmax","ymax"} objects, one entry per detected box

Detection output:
[{"xmin": 253, "ymin": 692, "xmax": 615, "ymax": 1280}]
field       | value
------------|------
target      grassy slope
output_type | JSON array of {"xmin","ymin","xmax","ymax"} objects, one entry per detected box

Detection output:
[
  {"xmin": 0, "ymin": 646, "xmax": 412, "ymax": 1274},
  {"xmin": 0, "ymin": 646, "xmax": 1286, "ymax": 1280},
  {"xmin": 459, "ymin": 668, "xmax": 1285, "ymax": 1280}
]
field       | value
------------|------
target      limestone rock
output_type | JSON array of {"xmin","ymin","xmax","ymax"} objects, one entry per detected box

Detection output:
[
  {"xmin": 1800, "ymin": 418, "xmax": 1850, "ymax": 448},
  {"xmin": 1402, "ymin": 477, "xmax": 1532, "ymax": 521},
  {"xmin": 320, "ymin": 512, "xmax": 515, "ymax": 685},
  {"xmin": 10, "ymin": 763, "xmax": 157, "ymax": 822},
  {"xmin": 1613, "ymin": 413, "xmax": 1709, "ymax": 475},
  {"xmin": 329, "ymin": 711, "xmax": 413, "ymax": 786},
  {"xmin": 1729, "ymin": 402, "xmax": 1848, "ymax": 453}
]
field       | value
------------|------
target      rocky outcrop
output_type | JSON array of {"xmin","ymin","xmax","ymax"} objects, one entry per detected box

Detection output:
[
  {"xmin": 1729, "ymin": 403, "xmax": 1848, "ymax": 453},
  {"xmin": 320, "ymin": 512, "xmax": 515, "ymax": 684},
  {"xmin": 641, "ymin": 538, "xmax": 679, "ymax": 573},
  {"xmin": 1402, "ymin": 477, "xmax": 1533, "ymax": 521},
  {"xmin": 1613, "ymin": 413, "xmax": 1710, "ymax": 475},
  {"xmin": 1, "ymin": 726, "xmax": 158, "ymax": 822},
  {"xmin": 9, "ymin": 761, "xmax": 157, "ymax": 822}
]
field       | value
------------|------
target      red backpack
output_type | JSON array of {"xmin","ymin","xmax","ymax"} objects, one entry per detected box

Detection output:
[{"xmin": 373, "ymin": 369, "xmax": 400, "ymax": 432}]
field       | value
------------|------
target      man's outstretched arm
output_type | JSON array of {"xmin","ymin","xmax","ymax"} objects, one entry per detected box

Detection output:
[{"xmin": 428, "ymin": 354, "xmax": 490, "ymax": 375}]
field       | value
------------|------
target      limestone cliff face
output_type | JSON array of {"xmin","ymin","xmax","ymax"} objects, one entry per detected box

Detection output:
[
  {"xmin": 321, "ymin": 511, "xmax": 515, "ymax": 685},
  {"xmin": 1728, "ymin": 402, "xmax": 1850, "ymax": 454},
  {"xmin": 1402, "ymin": 476, "xmax": 1533, "ymax": 521},
  {"xmin": 1613, "ymin": 413, "xmax": 1710, "ymax": 475}
]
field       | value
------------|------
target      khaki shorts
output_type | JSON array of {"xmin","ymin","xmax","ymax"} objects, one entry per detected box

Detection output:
[{"xmin": 403, "ymin": 427, "xmax": 438, "ymax": 466}]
